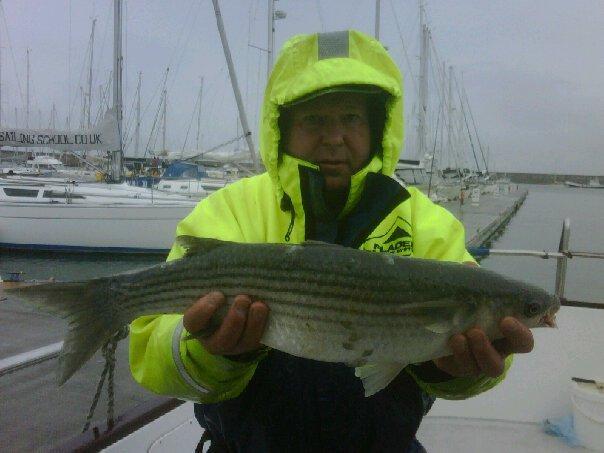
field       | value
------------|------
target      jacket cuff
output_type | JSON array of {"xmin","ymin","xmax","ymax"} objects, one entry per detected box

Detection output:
[
  {"xmin": 406, "ymin": 355, "xmax": 513, "ymax": 400},
  {"xmin": 171, "ymin": 318, "xmax": 211, "ymax": 395},
  {"xmin": 407, "ymin": 361, "xmax": 455, "ymax": 383}
]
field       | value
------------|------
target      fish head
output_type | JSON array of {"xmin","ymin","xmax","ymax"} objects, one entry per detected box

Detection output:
[{"xmin": 511, "ymin": 289, "xmax": 561, "ymax": 329}]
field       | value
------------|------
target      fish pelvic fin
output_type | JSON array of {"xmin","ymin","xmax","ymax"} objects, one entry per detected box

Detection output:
[
  {"xmin": 355, "ymin": 363, "xmax": 406, "ymax": 397},
  {"xmin": 6, "ymin": 279, "xmax": 124, "ymax": 385}
]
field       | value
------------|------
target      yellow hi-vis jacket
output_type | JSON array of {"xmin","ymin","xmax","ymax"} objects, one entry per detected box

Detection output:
[{"xmin": 129, "ymin": 30, "xmax": 511, "ymax": 403}]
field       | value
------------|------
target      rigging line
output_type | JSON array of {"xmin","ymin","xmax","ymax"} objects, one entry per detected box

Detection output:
[
  {"xmin": 138, "ymin": 68, "xmax": 170, "ymax": 145},
  {"xmin": 164, "ymin": 0, "xmax": 197, "ymax": 71},
  {"xmin": 140, "ymin": 72, "xmax": 166, "ymax": 121},
  {"xmin": 121, "ymin": 81, "xmax": 140, "ymax": 151},
  {"xmin": 315, "ymin": 0, "xmax": 326, "ymax": 32},
  {"xmin": 181, "ymin": 85, "xmax": 202, "ymax": 155},
  {"xmin": 68, "ymin": 30, "xmax": 94, "ymax": 127},
  {"xmin": 388, "ymin": 0, "xmax": 417, "ymax": 93},
  {"xmin": 251, "ymin": 0, "xmax": 262, "ymax": 128},
  {"xmin": 93, "ymin": 71, "xmax": 112, "ymax": 125},
  {"xmin": 0, "ymin": 2, "xmax": 24, "ymax": 105},
  {"xmin": 244, "ymin": 1, "xmax": 254, "ymax": 110},
  {"xmin": 453, "ymin": 71, "xmax": 480, "ymax": 172},
  {"xmin": 92, "ymin": 4, "xmax": 112, "ymax": 93},
  {"xmin": 144, "ymin": 90, "xmax": 165, "ymax": 158},
  {"xmin": 427, "ymin": 94, "xmax": 444, "ymax": 197},
  {"xmin": 167, "ymin": 0, "xmax": 201, "ymax": 94},
  {"xmin": 123, "ymin": 86, "xmax": 139, "ymax": 144},
  {"xmin": 427, "ymin": 49, "xmax": 446, "ymax": 119},
  {"xmin": 427, "ymin": 35, "xmax": 448, "ymax": 111},
  {"xmin": 461, "ymin": 79, "xmax": 488, "ymax": 173}
]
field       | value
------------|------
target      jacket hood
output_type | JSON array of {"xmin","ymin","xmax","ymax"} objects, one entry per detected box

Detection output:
[{"xmin": 259, "ymin": 29, "xmax": 404, "ymax": 203}]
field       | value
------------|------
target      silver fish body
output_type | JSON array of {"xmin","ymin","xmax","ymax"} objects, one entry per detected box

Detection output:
[{"xmin": 6, "ymin": 237, "xmax": 560, "ymax": 395}]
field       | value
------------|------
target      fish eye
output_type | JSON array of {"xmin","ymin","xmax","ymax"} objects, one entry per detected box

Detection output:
[{"xmin": 524, "ymin": 302, "xmax": 541, "ymax": 317}]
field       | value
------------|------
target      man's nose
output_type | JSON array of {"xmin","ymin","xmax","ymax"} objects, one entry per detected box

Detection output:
[{"xmin": 321, "ymin": 118, "xmax": 346, "ymax": 145}]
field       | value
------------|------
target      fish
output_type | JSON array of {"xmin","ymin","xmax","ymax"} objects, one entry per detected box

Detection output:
[{"xmin": 4, "ymin": 236, "xmax": 560, "ymax": 396}]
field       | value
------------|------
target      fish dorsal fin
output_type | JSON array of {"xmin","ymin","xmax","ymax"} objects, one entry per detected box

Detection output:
[
  {"xmin": 175, "ymin": 235, "xmax": 232, "ymax": 257},
  {"xmin": 302, "ymin": 240, "xmax": 343, "ymax": 248}
]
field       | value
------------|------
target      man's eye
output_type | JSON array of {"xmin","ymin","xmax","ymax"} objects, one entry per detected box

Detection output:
[
  {"xmin": 342, "ymin": 113, "xmax": 363, "ymax": 125},
  {"xmin": 301, "ymin": 115, "xmax": 323, "ymax": 127}
]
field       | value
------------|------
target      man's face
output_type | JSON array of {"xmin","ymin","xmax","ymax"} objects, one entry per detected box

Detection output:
[{"xmin": 284, "ymin": 92, "xmax": 372, "ymax": 192}]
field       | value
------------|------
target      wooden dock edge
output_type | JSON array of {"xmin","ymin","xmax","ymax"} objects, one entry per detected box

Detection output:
[{"xmin": 466, "ymin": 190, "xmax": 529, "ymax": 248}]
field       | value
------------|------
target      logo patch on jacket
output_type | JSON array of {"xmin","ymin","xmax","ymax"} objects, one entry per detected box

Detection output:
[{"xmin": 362, "ymin": 216, "xmax": 413, "ymax": 255}]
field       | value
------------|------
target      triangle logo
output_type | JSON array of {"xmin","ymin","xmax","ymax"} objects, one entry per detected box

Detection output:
[
  {"xmin": 385, "ymin": 226, "xmax": 410, "ymax": 243},
  {"xmin": 362, "ymin": 216, "xmax": 413, "ymax": 256}
]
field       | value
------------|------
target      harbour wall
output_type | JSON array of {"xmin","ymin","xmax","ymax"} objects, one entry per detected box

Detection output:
[{"xmin": 491, "ymin": 172, "xmax": 602, "ymax": 185}]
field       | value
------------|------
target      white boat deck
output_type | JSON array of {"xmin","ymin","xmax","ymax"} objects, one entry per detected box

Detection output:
[
  {"xmin": 102, "ymin": 305, "xmax": 603, "ymax": 452},
  {"xmin": 102, "ymin": 404, "xmax": 590, "ymax": 453},
  {"xmin": 417, "ymin": 416, "xmax": 584, "ymax": 452}
]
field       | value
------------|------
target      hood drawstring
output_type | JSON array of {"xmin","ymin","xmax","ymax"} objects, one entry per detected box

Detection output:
[{"xmin": 280, "ymin": 194, "xmax": 295, "ymax": 242}]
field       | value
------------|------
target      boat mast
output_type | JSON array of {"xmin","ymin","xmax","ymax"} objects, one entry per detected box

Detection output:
[
  {"xmin": 374, "ymin": 0, "xmax": 381, "ymax": 40},
  {"xmin": 162, "ymin": 85, "xmax": 167, "ymax": 155},
  {"xmin": 111, "ymin": 0, "xmax": 123, "ymax": 182},
  {"xmin": 135, "ymin": 71, "xmax": 141, "ymax": 157},
  {"xmin": 416, "ymin": 1, "xmax": 429, "ymax": 161},
  {"xmin": 26, "ymin": 48, "xmax": 30, "ymax": 156},
  {"xmin": 86, "ymin": 18, "xmax": 96, "ymax": 129},
  {"xmin": 26, "ymin": 48, "xmax": 30, "ymax": 130},
  {"xmin": 267, "ymin": 0, "xmax": 274, "ymax": 77},
  {"xmin": 51, "ymin": 103, "xmax": 57, "ymax": 129},
  {"xmin": 447, "ymin": 65, "xmax": 453, "ymax": 168},
  {"xmin": 211, "ymin": 0, "xmax": 259, "ymax": 172},
  {"xmin": 0, "ymin": 20, "xmax": 2, "ymax": 129},
  {"xmin": 196, "ymin": 77, "xmax": 204, "ymax": 151}
]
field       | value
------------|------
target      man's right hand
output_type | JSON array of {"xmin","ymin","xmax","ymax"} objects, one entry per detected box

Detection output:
[{"xmin": 183, "ymin": 291, "xmax": 269, "ymax": 356}]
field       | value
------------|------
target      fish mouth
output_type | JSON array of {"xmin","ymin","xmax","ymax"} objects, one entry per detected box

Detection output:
[
  {"xmin": 542, "ymin": 314, "xmax": 557, "ymax": 328},
  {"xmin": 541, "ymin": 305, "xmax": 559, "ymax": 328}
]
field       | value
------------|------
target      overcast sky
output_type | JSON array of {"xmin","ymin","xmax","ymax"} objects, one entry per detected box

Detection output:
[{"xmin": 1, "ymin": 0, "xmax": 602, "ymax": 175}]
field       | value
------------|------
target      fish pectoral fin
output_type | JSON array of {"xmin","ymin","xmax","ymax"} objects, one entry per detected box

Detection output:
[
  {"xmin": 355, "ymin": 363, "xmax": 406, "ymax": 397},
  {"xmin": 175, "ymin": 236, "xmax": 232, "ymax": 257},
  {"xmin": 425, "ymin": 319, "xmax": 453, "ymax": 334}
]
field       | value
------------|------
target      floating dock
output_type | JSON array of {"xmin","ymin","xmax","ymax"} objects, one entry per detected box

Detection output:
[{"xmin": 441, "ymin": 187, "xmax": 529, "ymax": 248}]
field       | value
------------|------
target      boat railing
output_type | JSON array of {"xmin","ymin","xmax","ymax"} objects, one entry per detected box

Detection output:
[{"xmin": 468, "ymin": 218, "xmax": 604, "ymax": 310}]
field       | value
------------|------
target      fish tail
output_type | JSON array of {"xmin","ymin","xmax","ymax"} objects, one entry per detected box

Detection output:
[{"xmin": 6, "ymin": 279, "xmax": 124, "ymax": 385}]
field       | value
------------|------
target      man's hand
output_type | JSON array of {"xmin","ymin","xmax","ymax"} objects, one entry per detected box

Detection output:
[
  {"xmin": 432, "ymin": 317, "xmax": 534, "ymax": 378},
  {"xmin": 183, "ymin": 291, "xmax": 269, "ymax": 356}
]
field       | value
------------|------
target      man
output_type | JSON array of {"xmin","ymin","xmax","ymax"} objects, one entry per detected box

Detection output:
[{"xmin": 130, "ymin": 30, "xmax": 533, "ymax": 452}]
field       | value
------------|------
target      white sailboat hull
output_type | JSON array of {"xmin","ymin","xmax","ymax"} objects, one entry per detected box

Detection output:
[{"xmin": 0, "ymin": 202, "xmax": 194, "ymax": 253}]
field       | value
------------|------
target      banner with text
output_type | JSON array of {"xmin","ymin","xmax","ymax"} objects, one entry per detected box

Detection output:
[{"xmin": 0, "ymin": 108, "xmax": 119, "ymax": 151}]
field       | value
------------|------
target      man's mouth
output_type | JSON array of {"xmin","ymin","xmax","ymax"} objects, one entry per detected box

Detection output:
[{"xmin": 318, "ymin": 161, "xmax": 347, "ymax": 172}]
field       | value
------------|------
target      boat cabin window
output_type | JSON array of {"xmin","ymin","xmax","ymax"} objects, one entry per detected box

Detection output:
[
  {"xmin": 3, "ymin": 188, "xmax": 39, "ymax": 197},
  {"xmin": 42, "ymin": 190, "xmax": 86, "ymax": 199}
]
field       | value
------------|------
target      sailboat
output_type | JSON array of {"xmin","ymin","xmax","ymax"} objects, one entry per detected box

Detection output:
[
  {"xmin": 565, "ymin": 177, "xmax": 604, "ymax": 189},
  {"xmin": 0, "ymin": 1, "xmax": 197, "ymax": 254}
]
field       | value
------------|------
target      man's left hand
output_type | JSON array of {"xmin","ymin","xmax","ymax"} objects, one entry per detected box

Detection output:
[{"xmin": 432, "ymin": 317, "xmax": 534, "ymax": 378}]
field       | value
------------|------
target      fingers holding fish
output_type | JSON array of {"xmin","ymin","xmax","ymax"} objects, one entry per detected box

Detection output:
[
  {"xmin": 449, "ymin": 334, "xmax": 481, "ymax": 377},
  {"xmin": 203, "ymin": 295, "xmax": 252, "ymax": 354},
  {"xmin": 198, "ymin": 296, "xmax": 269, "ymax": 356},
  {"xmin": 493, "ymin": 317, "xmax": 535, "ymax": 356},
  {"xmin": 466, "ymin": 328, "xmax": 506, "ymax": 378},
  {"xmin": 237, "ymin": 301, "xmax": 270, "ymax": 353},
  {"xmin": 432, "ymin": 334, "xmax": 481, "ymax": 377},
  {"xmin": 183, "ymin": 291, "xmax": 226, "ymax": 336}
]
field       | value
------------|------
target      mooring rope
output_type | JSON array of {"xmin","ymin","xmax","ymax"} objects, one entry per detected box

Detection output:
[{"xmin": 82, "ymin": 326, "xmax": 129, "ymax": 434}]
